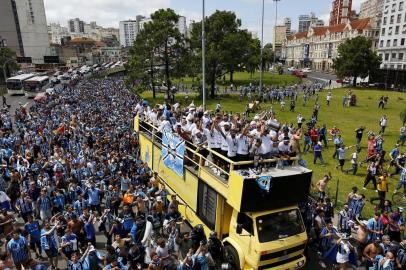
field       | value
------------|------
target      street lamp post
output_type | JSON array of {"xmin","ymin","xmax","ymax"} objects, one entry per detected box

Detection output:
[
  {"xmin": 273, "ymin": 0, "xmax": 281, "ymax": 64},
  {"xmin": 259, "ymin": 0, "xmax": 265, "ymax": 92},
  {"xmin": 202, "ymin": 0, "xmax": 206, "ymax": 110}
]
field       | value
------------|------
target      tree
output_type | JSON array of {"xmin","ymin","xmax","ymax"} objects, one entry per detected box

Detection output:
[
  {"xmin": 127, "ymin": 9, "xmax": 187, "ymax": 99},
  {"xmin": 0, "ymin": 47, "xmax": 18, "ymax": 84},
  {"xmin": 332, "ymin": 36, "xmax": 381, "ymax": 86},
  {"xmin": 262, "ymin": 43, "xmax": 274, "ymax": 71},
  {"xmin": 190, "ymin": 11, "xmax": 259, "ymax": 98}
]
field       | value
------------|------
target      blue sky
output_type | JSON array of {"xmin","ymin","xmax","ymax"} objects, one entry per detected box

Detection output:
[{"xmin": 44, "ymin": 0, "xmax": 364, "ymax": 43}]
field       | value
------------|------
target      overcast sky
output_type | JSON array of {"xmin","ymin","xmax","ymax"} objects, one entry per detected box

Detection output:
[{"xmin": 44, "ymin": 0, "xmax": 364, "ymax": 43}]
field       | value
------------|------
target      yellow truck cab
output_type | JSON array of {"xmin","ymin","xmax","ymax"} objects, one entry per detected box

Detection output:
[{"xmin": 134, "ymin": 115, "xmax": 312, "ymax": 270}]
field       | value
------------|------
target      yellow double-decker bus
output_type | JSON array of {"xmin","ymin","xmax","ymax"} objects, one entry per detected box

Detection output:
[{"xmin": 134, "ymin": 115, "xmax": 312, "ymax": 270}]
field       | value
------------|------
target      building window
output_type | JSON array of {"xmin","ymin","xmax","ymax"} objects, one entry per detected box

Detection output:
[
  {"xmin": 388, "ymin": 27, "xmax": 393, "ymax": 35},
  {"xmin": 398, "ymin": 14, "xmax": 402, "ymax": 23},
  {"xmin": 395, "ymin": 26, "xmax": 400, "ymax": 34},
  {"xmin": 390, "ymin": 15, "xmax": 394, "ymax": 24},
  {"xmin": 401, "ymin": 38, "xmax": 405, "ymax": 45},
  {"xmin": 383, "ymin": 16, "xmax": 387, "ymax": 25},
  {"xmin": 399, "ymin": 53, "xmax": 404, "ymax": 60},
  {"xmin": 392, "ymin": 53, "xmax": 397, "ymax": 59},
  {"xmin": 403, "ymin": 24, "xmax": 406, "ymax": 33},
  {"xmin": 385, "ymin": 53, "xmax": 389, "ymax": 60},
  {"xmin": 392, "ymin": 3, "xmax": 396, "ymax": 12},
  {"xmin": 394, "ymin": 39, "xmax": 398, "ymax": 46},
  {"xmin": 380, "ymin": 40, "xmax": 384, "ymax": 47},
  {"xmin": 386, "ymin": 39, "xmax": 391, "ymax": 47},
  {"xmin": 400, "ymin": 1, "xmax": 404, "ymax": 11}
]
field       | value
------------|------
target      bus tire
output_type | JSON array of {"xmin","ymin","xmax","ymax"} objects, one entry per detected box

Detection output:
[{"xmin": 225, "ymin": 245, "xmax": 240, "ymax": 270}]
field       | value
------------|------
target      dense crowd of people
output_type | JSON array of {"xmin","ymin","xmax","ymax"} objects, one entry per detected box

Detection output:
[{"xmin": 0, "ymin": 76, "xmax": 405, "ymax": 270}]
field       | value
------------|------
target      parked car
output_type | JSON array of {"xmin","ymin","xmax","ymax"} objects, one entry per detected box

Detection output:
[
  {"xmin": 287, "ymin": 67, "xmax": 297, "ymax": 72},
  {"xmin": 293, "ymin": 70, "xmax": 307, "ymax": 78},
  {"xmin": 302, "ymin": 68, "xmax": 312, "ymax": 73}
]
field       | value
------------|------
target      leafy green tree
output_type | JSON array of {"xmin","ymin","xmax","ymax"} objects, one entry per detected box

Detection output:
[
  {"xmin": 127, "ymin": 8, "xmax": 186, "ymax": 99},
  {"xmin": 262, "ymin": 43, "xmax": 274, "ymax": 71},
  {"xmin": 332, "ymin": 36, "xmax": 381, "ymax": 86},
  {"xmin": 190, "ymin": 11, "xmax": 258, "ymax": 98},
  {"xmin": 244, "ymin": 37, "xmax": 261, "ymax": 77},
  {"xmin": 0, "ymin": 47, "xmax": 18, "ymax": 83}
]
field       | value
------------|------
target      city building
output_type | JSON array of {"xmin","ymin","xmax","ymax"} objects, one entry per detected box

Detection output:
[
  {"xmin": 0, "ymin": 0, "xmax": 50, "ymax": 64},
  {"xmin": 298, "ymin": 15, "xmax": 311, "ymax": 33},
  {"xmin": 178, "ymin": 16, "xmax": 187, "ymax": 36},
  {"xmin": 377, "ymin": 0, "xmax": 406, "ymax": 69},
  {"xmin": 68, "ymin": 18, "xmax": 85, "ymax": 33},
  {"xmin": 360, "ymin": 0, "xmax": 384, "ymax": 27},
  {"xmin": 119, "ymin": 20, "xmax": 138, "ymax": 47},
  {"xmin": 272, "ymin": 25, "xmax": 287, "ymax": 59},
  {"xmin": 283, "ymin": 18, "xmax": 378, "ymax": 71},
  {"xmin": 329, "ymin": 0, "xmax": 353, "ymax": 26},
  {"xmin": 48, "ymin": 23, "xmax": 70, "ymax": 44},
  {"xmin": 284, "ymin": 17, "xmax": 292, "ymax": 36}
]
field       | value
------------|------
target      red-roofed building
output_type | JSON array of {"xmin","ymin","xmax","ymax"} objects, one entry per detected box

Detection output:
[{"xmin": 282, "ymin": 18, "xmax": 379, "ymax": 71}]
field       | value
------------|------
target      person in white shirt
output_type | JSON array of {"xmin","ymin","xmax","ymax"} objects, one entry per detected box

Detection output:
[
  {"xmin": 158, "ymin": 116, "xmax": 173, "ymax": 136},
  {"xmin": 380, "ymin": 115, "xmax": 388, "ymax": 134},
  {"xmin": 297, "ymin": 114, "xmax": 305, "ymax": 128},
  {"xmin": 236, "ymin": 125, "xmax": 250, "ymax": 162}
]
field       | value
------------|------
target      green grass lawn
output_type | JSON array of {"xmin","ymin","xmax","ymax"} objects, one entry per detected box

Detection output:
[
  {"xmin": 174, "ymin": 71, "xmax": 300, "ymax": 88},
  {"xmin": 141, "ymin": 88, "xmax": 406, "ymax": 217}
]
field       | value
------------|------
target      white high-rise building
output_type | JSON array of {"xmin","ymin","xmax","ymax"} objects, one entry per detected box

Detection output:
[
  {"xmin": 119, "ymin": 20, "xmax": 138, "ymax": 47},
  {"xmin": 177, "ymin": 16, "xmax": 187, "ymax": 36},
  {"xmin": 48, "ymin": 23, "xmax": 69, "ymax": 44},
  {"xmin": 377, "ymin": 0, "xmax": 406, "ymax": 69},
  {"xmin": 284, "ymin": 17, "xmax": 292, "ymax": 36},
  {"xmin": 68, "ymin": 18, "xmax": 85, "ymax": 33}
]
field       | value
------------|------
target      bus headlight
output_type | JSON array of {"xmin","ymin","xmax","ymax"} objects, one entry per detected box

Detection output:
[{"xmin": 295, "ymin": 260, "xmax": 305, "ymax": 269}]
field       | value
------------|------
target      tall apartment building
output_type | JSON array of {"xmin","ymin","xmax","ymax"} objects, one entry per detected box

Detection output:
[
  {"xmin": 272, "ymin": 25, "xmax": 287, "ymax": 59},
  {"xmin": 377, "ymin": 0, "xmax": 406, "ymax": 69},
  {"xmin": 178, "ymin": 16, "xmax": 187, "ymax": 36},
  {"xmin": 298, "ymin": 15, "xmax": 311, "ymax": 32},
  {"xmin": 284, "ymin": 17, "xmax": 292, "ymax": 36},
  {"xmin": 68, "ymin": 18, "xmax": 85, "ymax": 33},
  {"xmin": 0, "ymin": 0, "xmax": 50, "ymax": 64},
  {"xmin": 119, "ymin": 20, "xmax": 138, "ymax": 47},
  {"xmin": 329, "ymin": 0, "xmax": 352, "ymax": 26}
]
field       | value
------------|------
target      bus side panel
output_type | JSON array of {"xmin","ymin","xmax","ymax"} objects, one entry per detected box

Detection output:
[
  {"xmin": 139, "ymin": 134, "xmax": 153, "ymax": 169},
  {"xmin": 226, "ymin": 171, "xmax": 244, "ymax": 211},
  {"xmin": 152, "ymin": 145, "xmax": 198, "ymax": 211},
  {"xmin": 220, "ymin": 202, "xmax": 233, "ymax": 237}
]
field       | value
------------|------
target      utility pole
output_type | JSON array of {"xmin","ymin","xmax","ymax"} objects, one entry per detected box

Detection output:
[
  {"xmin": 259, "ymin": 0, "xmax": 265, "ymax": 92},
  {"xmin": 202, "ymin": 0, "xmax": 206, "ymax": 109}
]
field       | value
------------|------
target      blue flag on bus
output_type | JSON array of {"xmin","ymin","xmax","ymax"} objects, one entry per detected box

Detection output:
[{"xmin": 161, "ymin": 132, "xmax": 185, "ymax": 177}]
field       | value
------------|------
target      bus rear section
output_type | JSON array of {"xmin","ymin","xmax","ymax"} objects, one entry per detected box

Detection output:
[
  {"xmin": 24, "ymin": 76, "xmax": 50, "ymax": 97},
  {"xmin": 6, "ymin": 74, "xmax": 35, "ymax": 95}
]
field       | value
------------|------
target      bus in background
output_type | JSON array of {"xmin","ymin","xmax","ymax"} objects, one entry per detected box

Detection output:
[
  {"xmin": 23, "ymin": 76, "xmax": 50, "ymax": 98},
  {"xmin": 6, "ymin": 74, "xmax": 35, "ymax": 95}
]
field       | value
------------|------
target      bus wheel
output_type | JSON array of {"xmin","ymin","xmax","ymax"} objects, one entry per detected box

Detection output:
[{"xmin": 225, "ymin": 245, "xmax": 240, "ymax": 270}]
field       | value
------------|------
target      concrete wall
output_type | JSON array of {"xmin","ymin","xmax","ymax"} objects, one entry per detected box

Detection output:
[{"xmin": 0, "ymin": 0, "xmax": 22, "ymax": 55}]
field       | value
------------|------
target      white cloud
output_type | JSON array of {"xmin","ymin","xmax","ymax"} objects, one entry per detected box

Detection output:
[{"xmin": 43, "ymin": 0, "xmax": 170, "ymax": 27}]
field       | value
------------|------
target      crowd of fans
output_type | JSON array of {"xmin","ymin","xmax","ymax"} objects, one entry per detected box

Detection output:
[{"xmin": 0, "ymin": 76, "xmax": 405, "ymax": 270}]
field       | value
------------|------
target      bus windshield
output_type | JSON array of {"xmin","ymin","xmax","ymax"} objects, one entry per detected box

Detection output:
[
  {"xmin": 256, "ymin": 209, "xmax": 304, "ymax": 243},
  {"xmin": 6, "ymin": 80, "xmax": 23, "ymax": 90}
]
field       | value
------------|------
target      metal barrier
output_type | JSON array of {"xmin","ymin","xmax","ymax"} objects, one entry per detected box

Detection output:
[{"xmin": 138, "ymin": 119, "xmax": 299, "ymax": 183}]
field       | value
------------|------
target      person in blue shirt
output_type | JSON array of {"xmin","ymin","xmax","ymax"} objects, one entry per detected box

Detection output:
[
  {"xmin": 367, "ymin": 212, "xmax": 384, "ymax": 242},
  {"xmin": 83, "ymin": 214, "xmax": 97, "ymax": 247},
  {"xmin": 60, "ymin": 242, "xmax": 92, "ymax": 270},
  {"xmin": 104, "ymin": 258, "xmax": 127, "ymax": 270},
  {"xmin": 25, "ymin": 215, "xmax": 42, "ymax": 259},
  {"xmin": 41, "ymin": 219, "xmax": 59, "ymax": 270},
  {"xmin": 87, "ymin": 184, "xmax": 102, "ymax": 215},
  {"xmin": 6, "ymin": 230, "xmax": 30, "ymax": 270},
  {"xmin": 60, "ymin": 228, "xmax": 78, "ymax": 260}
]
